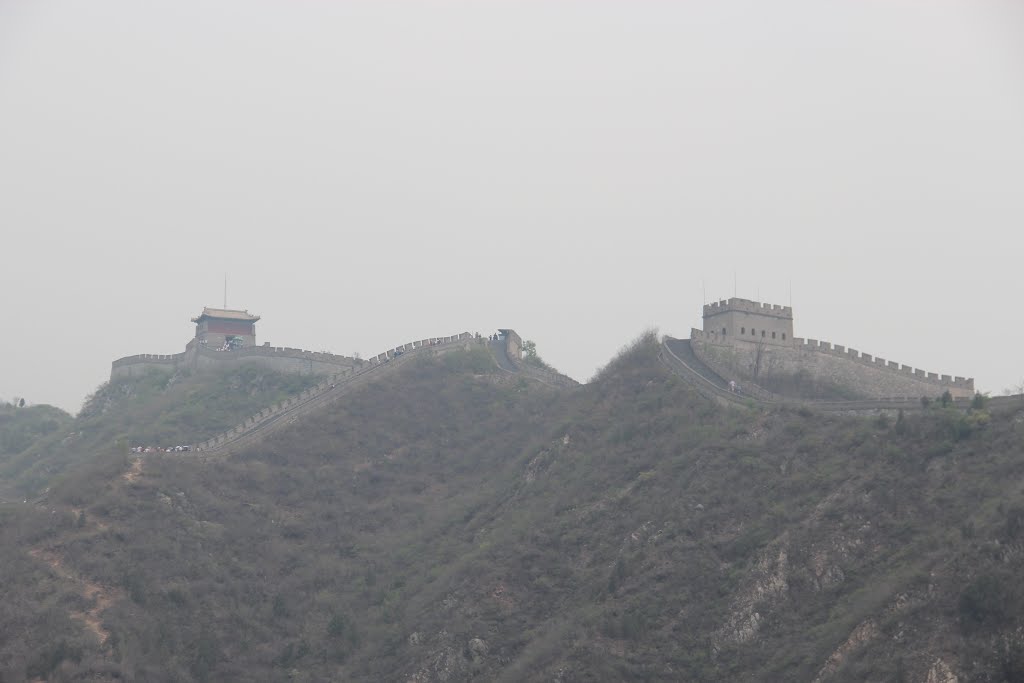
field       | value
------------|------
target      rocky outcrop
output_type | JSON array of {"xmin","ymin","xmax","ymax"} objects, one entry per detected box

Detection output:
[{"xmin": 924, "ymin": 658, "xmax": 958, "ymax": 683}]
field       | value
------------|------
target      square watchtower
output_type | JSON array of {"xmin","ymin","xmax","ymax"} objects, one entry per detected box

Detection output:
[{"xmin": 703, "ymin": 298, "xmax": 794, "ymax": 346}]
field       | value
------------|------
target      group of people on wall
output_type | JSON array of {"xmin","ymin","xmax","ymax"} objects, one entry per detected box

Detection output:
[
  {"xmin": 198, "ymin": 336, "xmax": 245, "ymax": 351},
  {"xmin": 130, "ymin": 445, "xmax": 192, "ymax": 454}
]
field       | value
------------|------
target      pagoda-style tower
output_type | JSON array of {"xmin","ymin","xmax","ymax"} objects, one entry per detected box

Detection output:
[{"xmin": 191, "ymin": 307, "xmax": 260, "ymax": 350}]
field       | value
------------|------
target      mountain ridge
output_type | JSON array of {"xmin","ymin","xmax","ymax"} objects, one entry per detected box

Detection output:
[{"xmin": 1, "ymin": 333, "xmax": 1022, "ymax": 682}]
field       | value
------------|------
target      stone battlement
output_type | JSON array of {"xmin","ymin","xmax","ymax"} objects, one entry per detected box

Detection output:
[
  {"xmin": 110, "ymin": 334, "xmax": 479, "ymax": 382},
  {"xmin": 194, "ymin": 332, "xmax": 476, "ymax": 453},
  {"xmin": 366, "ymin": 334, "xmax": 473, "ymax": 363},
  {"xmin": 192, "ymin": 343, "xmax": 353, "ymax": 365},
  {"xmin": 110, "ymin": 342, "xmax": 357, "ymax": 380},
  {"xmin": 703, "ymin": 298, "xmax": 793, "ymax": 320},
  {"xmin": 789, "ymin": 337, "xmax": 974, "ymax": 390},
  {"xmin": 111, "ymin": 352, "xmax": 187, "ymax": 367},
  {"xmin": 691, "ymin": 328, "xmax": 974, "ymax": 395}
]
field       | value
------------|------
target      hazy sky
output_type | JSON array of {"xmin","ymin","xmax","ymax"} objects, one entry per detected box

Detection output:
[{"xmin": 2, "ymin": 1, "xmax": 1023, "ymax": 413}]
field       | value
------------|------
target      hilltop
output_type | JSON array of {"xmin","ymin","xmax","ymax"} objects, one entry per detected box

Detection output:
[
  {"xmin": 0, "ymin": 402, "xmax": 72, "ymax": 464},
  {"xmin": 1, "ymin": 335, "xmax": 1022, "ymax": 682},
  {"xmin": 0, "ymin": 365, "xmax": 321, "ymax": 496}
]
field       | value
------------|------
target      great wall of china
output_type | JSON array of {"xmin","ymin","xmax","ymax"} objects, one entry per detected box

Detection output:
[
  {"xmin": 659, "ymin": 337, "xmax": 1024, "ymax": 414},
  {"xmin": 693, "ymin": 297, "xmax": 977, "ymax": 400},
  {"xmin": 690, "ymin": 328, "xmax": 973, "ymax": 394},
  {"xmin": 186, "ymin": 333, "xmax": 578, "ymax": 457},
  {"xmin": 194, "ymin": 333, "xmax": 475, "ymax": 455},
  {"xmin": 104, "ymin": 298, "xmax": 1006, "ymax": 456},
  {"xmin": 114, "ymin": 331, "xmax": 1003, "ymax": 459},
  {"xmin": 108, "ymin": 309, "xmax": 583, "ymax": 457},
  {"xmin": 111, "ymin": 342, "xmax": 359, "ymax": 380}
]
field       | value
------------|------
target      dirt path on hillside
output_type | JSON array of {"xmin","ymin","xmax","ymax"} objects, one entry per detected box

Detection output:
[
  {"xmin": 28, "ymin": 547, "xmax": 121, "ymax": 645},
  {"xmin": 121, "ymin": 457, "xmax": 143, "ymax": 482},
  {"xmin": 24, "ymin": 458, "xmax": 142, "ymax": 647}
]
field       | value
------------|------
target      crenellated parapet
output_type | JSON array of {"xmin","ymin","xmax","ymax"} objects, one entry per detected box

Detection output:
[
  {"xmin": 110, "ymin": 352, "xmax": 188, "ymax": 379},
  {"xmin": 111, "ymin": 352, "xmax": 186, "ymax": 366},
  {"xmin": 193, "ymin": 332, "xmax": 476, "ymax": 454},
  {"xmin": 367, "ymin": 334, "xmax": 474, "ymax": 363},
  {"xmin": 702, "ymin": 298, "xmax": 794, "ymax": 346},
  {"xmin": 110, "ymin": 333, "xmax": 482, "ymax": 382},
  {"xmin": 789, "ymin": 337, "xmax": 974, "ymax": 391},
  {"xmin": 661, "ymin": 337, "xmax": 1000, "ymax": 413},
  {"xmin": 703, "ymin": 298, "xmax": 793, "ymax": 320},
  {"xmin": 690, "ymin": 328, "xmax": 974, "ymax": 398},
  {"xmin": 202, "ymin": 345, "xmax": 348, "ymax": 362}
]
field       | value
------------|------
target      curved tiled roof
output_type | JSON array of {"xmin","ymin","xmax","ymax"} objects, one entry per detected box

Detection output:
[{"xmin": 191, "ymin": 307, "xmax": 260, "ymax": 323}]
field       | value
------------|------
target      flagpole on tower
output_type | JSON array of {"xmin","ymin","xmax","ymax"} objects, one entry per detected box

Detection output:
[{"xmin": 224, "ymin": 274, "xmax": 227, "ymax": 309}]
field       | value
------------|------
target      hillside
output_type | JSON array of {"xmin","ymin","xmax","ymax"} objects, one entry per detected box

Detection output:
[
  {"xmin": 2, "ymin": 337, "xmax": 1023, "ymax": 682},
  {"xmin": 0, "ymin": 402, "xmax": 73, "ymax": 502},
  {"xmin": 0, "ymin": 401, "xmax": 72, "ymax": 454},
  {"xmin": 0, "ymin": 365, "xmax": 321, "ymax": 497}
]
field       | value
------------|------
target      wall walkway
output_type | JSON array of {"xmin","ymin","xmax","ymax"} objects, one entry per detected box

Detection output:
[{"xmin": 488, "ymin": 339, "xmax": 580, "ymax": 389}]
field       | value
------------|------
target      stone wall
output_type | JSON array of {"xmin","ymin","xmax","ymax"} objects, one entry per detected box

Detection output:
[
  {"xmin": 111, "ymin": 334, "xmax": 476, "ymax": 382},
  {"xmin": 195, "ymin": 332, "xmax": 475, "ymax": 453},
  {"xmin": 111, "ymin": 342, "xmax": 358, "ymax": 381},
  {"xmin": 690, "ymin": 329, "xmax": 974, "ymax": 399},
  {"xmin": 190, "ymin": 344, "xmax": 356, "ymax": 376},
  {"xmin": 110, "ymin": 353, "xmax": 186, "ymax": 379},
  {"xmin": 500, "ymin": 329, "xmax": 523, "ymax": 361},
  {"xmin": 368, "ymin": 334, "xmax": 473, "ymax": 363}
]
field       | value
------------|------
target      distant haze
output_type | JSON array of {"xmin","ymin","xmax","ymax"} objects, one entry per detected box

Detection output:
[{"xmin": 2, "ymin": 1, "xmax": 1022, "ymax": 413}]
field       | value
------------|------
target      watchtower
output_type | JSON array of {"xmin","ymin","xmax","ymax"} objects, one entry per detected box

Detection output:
[
  {"xmin": 498, "ymin": 329, "xmax": 522, "ymax": 360},
  {"xmin": 191, "ymin": 307, "xmax": 260, "ymax": 350},
  {"xmin": 703, "ymin": 298, "xmax": 793, "ymax": 346}
]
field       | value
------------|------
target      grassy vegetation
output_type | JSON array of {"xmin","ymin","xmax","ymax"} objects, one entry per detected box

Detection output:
[
  {"xmin": 0, "ymin": 402, "xmax": 72, "ymax": 461},
  {"xmin": 0, "ymin": 365, "xmax": 320, "ymax": 496},
  {"xmin": 1, "ymin": 341, "xmax": 1023, "ymax": 681}
]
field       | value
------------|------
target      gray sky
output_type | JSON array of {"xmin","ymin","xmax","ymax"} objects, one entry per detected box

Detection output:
[{"xmin": 2, "ymin": 1, "xmax": 1023, "ymax": 413}]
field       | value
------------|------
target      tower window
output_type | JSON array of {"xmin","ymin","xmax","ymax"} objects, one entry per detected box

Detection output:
[
  {"xmin": 741, "ymin": 327, "xmax": 745, "ymax": 334},
  {"xmin": 722, "ymin": 327, "xmax": 727, "ymax": 335},
  {"xmin": 782, "ymin": 333, "xmax": 786, "ymax": 340},
  {"xmin": 772, "ymin": 331, "xmax": 777, "ymax": 339},
  {"xmin": 751, "ymin": 328, "xmax": 756, "ymax": 336},
  {"xmin": 761, "ymin": 330, "xmax": 766, "ymax": 337}
]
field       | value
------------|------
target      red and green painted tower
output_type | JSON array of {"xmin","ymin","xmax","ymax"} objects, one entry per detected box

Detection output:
[{"xmin": 191, "ymin": 307, "xmax": 260, "ymax": 350}]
